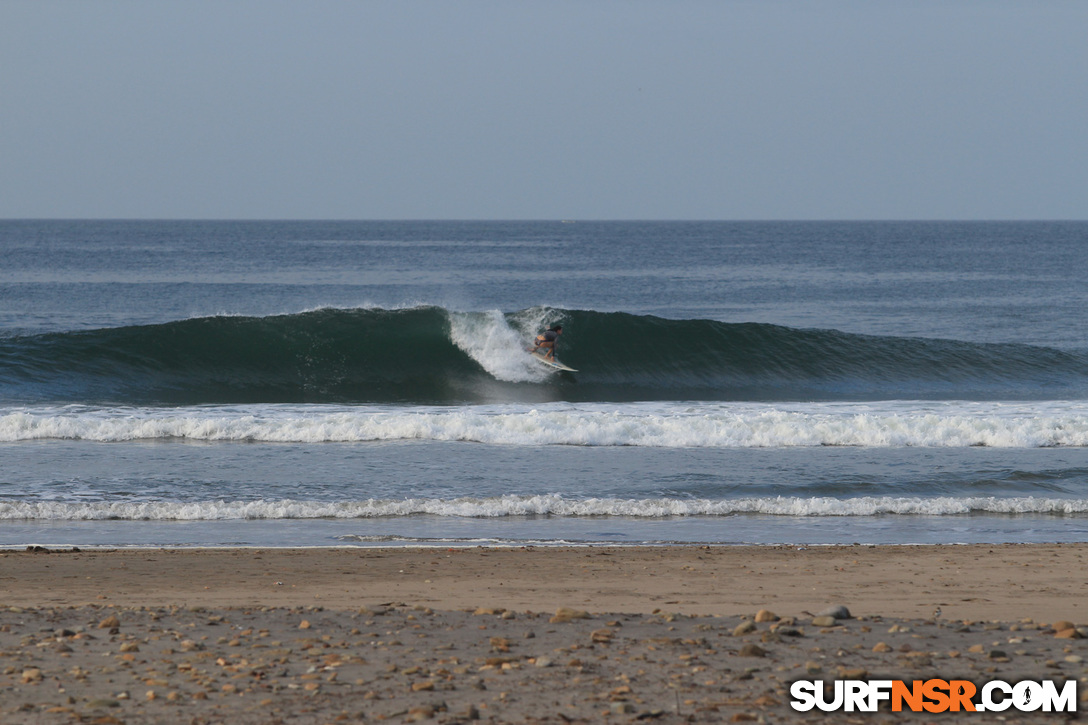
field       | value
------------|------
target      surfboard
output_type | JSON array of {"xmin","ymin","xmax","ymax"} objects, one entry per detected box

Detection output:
[{"xmin": 530, "ymin": 351, "xmax": 577, "ymax": 372}]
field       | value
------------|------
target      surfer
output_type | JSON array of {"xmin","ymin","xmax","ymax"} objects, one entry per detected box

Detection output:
[{"xmin": 529, "ymin": 325, "xmax": 563, "ymax": 360}]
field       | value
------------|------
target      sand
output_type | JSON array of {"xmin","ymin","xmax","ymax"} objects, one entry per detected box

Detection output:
[{"xmin": 2, "ymin": 544, "xmax": 1087, "ymax": 723}]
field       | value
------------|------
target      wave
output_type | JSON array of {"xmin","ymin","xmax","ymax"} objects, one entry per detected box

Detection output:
[
  {"xmin": 7, "ymin": 402, "xmax": 1088, "ymax": 447},
  {"xmin": 3, "ymin": 494, "xmax": 1088, "ymax": 521},
  {"xmin": 2, "ymin": 306, "xmax": 1087, "ymax": 404}
]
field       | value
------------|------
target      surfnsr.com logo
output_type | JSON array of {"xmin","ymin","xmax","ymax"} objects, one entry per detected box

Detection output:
[{"xmin": 790, "ymin": 678, "xmax": 1076, "ymax": 713}]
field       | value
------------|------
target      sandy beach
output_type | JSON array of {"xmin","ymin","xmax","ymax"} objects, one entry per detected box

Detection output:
[{"xmin": 2, "ymin": 544, "xmax": 1087, "ymax": 723}]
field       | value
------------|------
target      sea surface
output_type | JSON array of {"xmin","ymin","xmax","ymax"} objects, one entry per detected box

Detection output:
[{"xmin": 2, "ymin": 220, "xmax": 1088, "ymax": 548}]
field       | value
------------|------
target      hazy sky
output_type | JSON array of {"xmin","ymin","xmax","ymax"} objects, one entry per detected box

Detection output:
[{"xmin": 2, "ymin": 1, "xmax": 1085, "ymax": 220}]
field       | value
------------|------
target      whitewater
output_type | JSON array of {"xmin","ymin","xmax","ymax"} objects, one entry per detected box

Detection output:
[
  {"xmin": 6, "ymin": 493, "xmax": 1088, "ymax": 522},
  {"xmin": 6, "ymin": 401, "xmax": 1088, "ymax": 447}
]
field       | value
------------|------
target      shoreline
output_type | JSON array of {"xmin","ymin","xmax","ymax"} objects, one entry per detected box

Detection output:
[{"xmin": 3, "ymin": 543, "xmax": 1087, "ymax": 622}]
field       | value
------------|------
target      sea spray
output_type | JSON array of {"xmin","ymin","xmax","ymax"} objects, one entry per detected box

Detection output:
[{"xmin": 447, "ymin": 310, "xmax": 549, "ymax": 383}]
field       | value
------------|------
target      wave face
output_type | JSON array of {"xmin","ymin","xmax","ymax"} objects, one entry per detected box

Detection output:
[{"xmin": 2, "ymin": 306, "xmax": 1087, "ymax": 405}]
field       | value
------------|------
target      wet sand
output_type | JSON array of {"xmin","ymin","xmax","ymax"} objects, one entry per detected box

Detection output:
[{"xmin": 2, "ymin": 544, "xmax": 1087, "ymax": 723}]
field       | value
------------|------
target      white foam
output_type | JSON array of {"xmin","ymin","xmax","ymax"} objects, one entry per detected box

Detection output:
[
  {"xmin": 2, "ymin": 494, "xmax": 1086, "ymax": 521},
  {"xmin": 6, "ymin": 401, "xmax": 1088, "ymax": 447},
  {"xmin": 447, "ymin": 310, "xmax": 550, "ymax": 383}
]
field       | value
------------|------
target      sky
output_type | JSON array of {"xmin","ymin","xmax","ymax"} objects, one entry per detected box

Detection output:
[{"xmin": 1, "ymin": 1, "xmax": 1085, "ymax": 220}]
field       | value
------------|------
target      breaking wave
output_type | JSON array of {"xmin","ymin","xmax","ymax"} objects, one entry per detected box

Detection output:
[
  {"xmin": 3, "ymin": 494, "xmax": 1088, "ymax": 521},
  {"xmin": 5, "ymin": 401, "xmax": 1088, "ymax": 447},
  {"xmin": 2, "ymin": 306, "xmax": 1087, "ymax": 405}
]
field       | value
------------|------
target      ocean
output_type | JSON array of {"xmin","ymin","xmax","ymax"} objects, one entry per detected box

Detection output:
[{"xmin": 3, "ymin": 219, "xmax": 1088, "ymax": 548}]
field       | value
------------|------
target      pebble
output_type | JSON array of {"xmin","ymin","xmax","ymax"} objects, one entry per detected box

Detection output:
[
  {"xmin": 732, "ymin": 621, "xmax": 757, "ymax": 636},
  {"xmin": 590, "ymin": 628, "xmax": 614, "ymax": 643},
  {"xmin": 550, "ymin": 607, "xmax": 590, "ymax": 623},
  {"xmin": 0, "ymin": 599, "xmax": 1082, "ymax": 723},
  {"xmin": 817, "ymin": 605, "xmax": 851, "ymax": 620}
]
